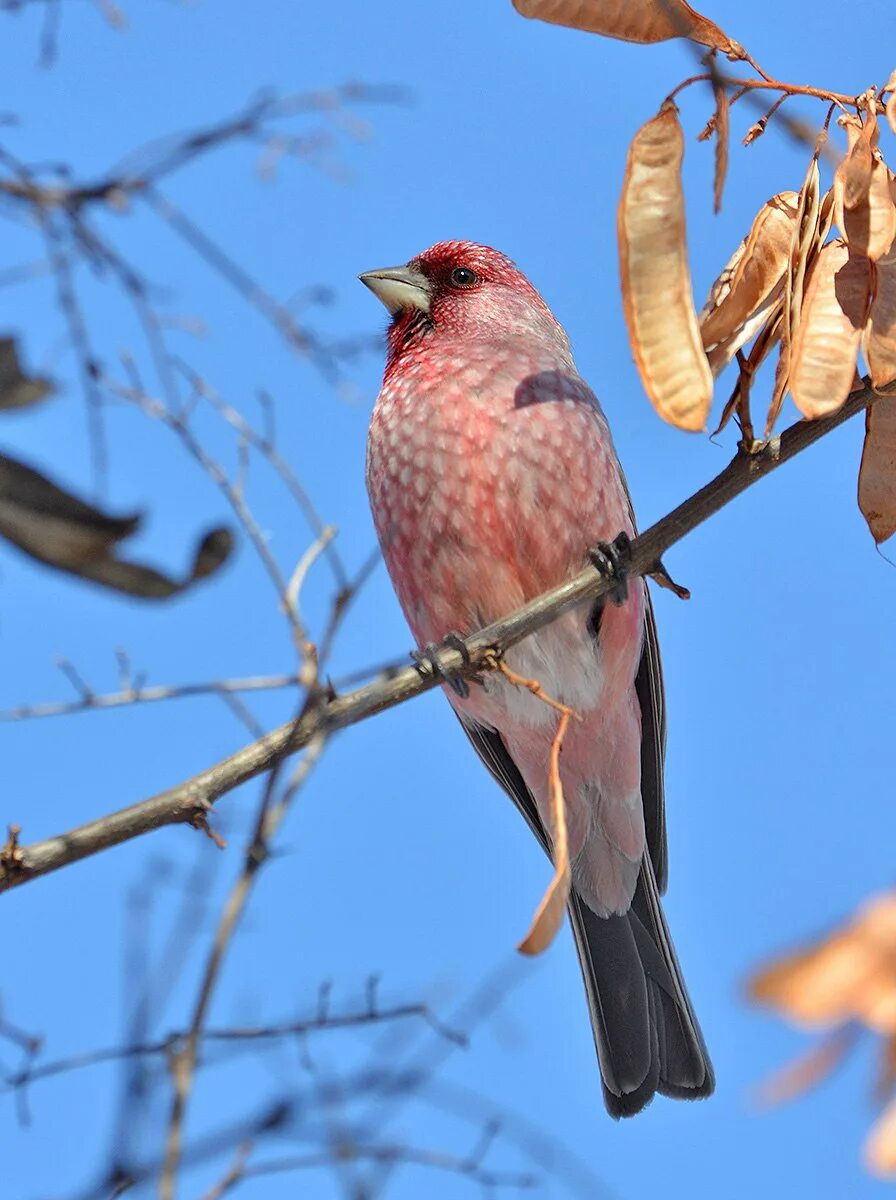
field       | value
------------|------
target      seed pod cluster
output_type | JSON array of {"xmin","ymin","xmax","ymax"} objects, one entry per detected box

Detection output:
[{"xmin": 618, "ymin": 89, "xmax": 896, "ymax": 540}]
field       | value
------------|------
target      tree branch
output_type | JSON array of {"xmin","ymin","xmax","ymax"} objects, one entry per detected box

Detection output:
[
  {"xmin": 2, "ymin": 378, "xmax": 892, "ymax": 894},
  {"xmin": 1, "ymin": 999, "xmax": 463, "ymax": 1095}
]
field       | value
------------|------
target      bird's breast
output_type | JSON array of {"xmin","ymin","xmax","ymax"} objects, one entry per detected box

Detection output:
[{"xmin": 366, "ymin": 343, "xmax": 641, "ymax": 718}]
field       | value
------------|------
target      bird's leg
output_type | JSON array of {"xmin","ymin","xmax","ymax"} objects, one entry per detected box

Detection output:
[
  {"xmin": 411, "ymin": 631, "xmax": 472, "ymax": 699},
  {"xmin": 587, "ymin": 531, "xmax": 631, "ymax": 606}
]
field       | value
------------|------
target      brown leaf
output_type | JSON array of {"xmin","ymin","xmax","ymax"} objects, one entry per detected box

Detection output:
[
  {"xmin": 858, "ymin": 399, "xmax": 896, "ymax": 543},
  {"xmin": 0, "ymin": 453, "xmax": 233, "ymax": 598},
  {"xmin": 511, "ymin": 0, "xmax": 740, "ymax": 52},
  {"xmin": 749, "ymin": 893, "xmax": 896, "ymax": 1032},
  {"xmin": 878, "ymin": 1034, "xmax": 896, "ymax": 1101},
  {"xmin": 0, "ymin": 337, "xmax": 54, "ymax": 410},
  {"xmin": 865, "ymin": 239, "xmax": 896, "ymax": 389},
  {"xmin": 518, "ymin": 708, "xmax": 573, "ymax": 955},
  {"xmin": 757, "ymin": 1027, "xmax": 859, "ymax": 1107},
  {"xmin": 618, "ymin": 102, "xmax": 713, "ymax": 431},
  {"xmin": 789, "ymin": 240, "xmax": 871, "ymax": 419},
  {"xmin": 495, "ymin": 662, "xmax": 577, "ymax": 956},
  {"xmin": 700, "ymin": 191, "xmax": 798, "ymax": 366},
  {"xmin": 713, "ymin": 80, "xmax": 729, "ymax": 215},
  {"xmin": 867, "ymin": 1099, "xmax": 896, "ymax": 1176}
]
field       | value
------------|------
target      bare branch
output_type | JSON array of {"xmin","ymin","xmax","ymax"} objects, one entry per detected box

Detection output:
[
  {"xmin": 2, "ymin": 377, "xmax": 892, "ymax": 894},
  {"xmin": 0, "ymin": 1000, "xmax": 463, "ymax": 1095},
  {"xmin": 186, "ymin": 369, "xmax": 349, "ymax": 589},
  {"xmin": 158, "ymin": 730, "xmax": 328, "ymax": 1198},
  {"xmin": 198, "ymin": 1140, "xmax": 536, "ymax": 1197},
  {"xmin": 0, "ymin": 671, "xmax": 303, "ymax": 723},
  {"xmin": 110, "ymin": 374, "xmax": 316, "ymax": 666}
]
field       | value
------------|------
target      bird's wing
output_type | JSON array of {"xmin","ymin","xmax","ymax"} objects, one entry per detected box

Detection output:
[
  {"xmin": 636, "ymin": 590, "xmax": 668, "ymax": 891},
  {"xmin": 456, "ymin": 587, "xmax": 667, "ymax": 890},
  {"xmin": 457, "ymin": 712, "xmax": 549, "ymax": 853},
  {"xmin": 454, "ymin": 693, "xmax": 710, "ymax": 1116}
]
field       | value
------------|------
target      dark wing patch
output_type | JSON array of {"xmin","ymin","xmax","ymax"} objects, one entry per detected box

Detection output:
[
  {"xmin": 460, "ymin": 584, "xmax": 668, "ymax": 891},
  {"xmin": 457, "ymin": 715, "xmax": 551, "ymax": 856},
  {"xmin": 635, "ymin": 591, "xmax": 668, "ymax": 891},
  {"xmin": 616, "ymin": 473, "xmax": 669, "ymax": 892}
]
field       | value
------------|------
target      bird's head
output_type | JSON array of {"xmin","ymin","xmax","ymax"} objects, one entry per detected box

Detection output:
[{"xmin": 359, "ymin": 241, "xmax": 567, "ymax": 365}]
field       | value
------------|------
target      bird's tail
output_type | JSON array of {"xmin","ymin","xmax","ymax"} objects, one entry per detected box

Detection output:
[{"xmin": 567, "ymin": 854, "xmax": 714, "ymax": 1117}]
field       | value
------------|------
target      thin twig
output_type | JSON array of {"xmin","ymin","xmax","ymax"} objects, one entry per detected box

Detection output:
[
  {"xmin": 667, "ymin": 68, "xmax": 870, "ymax": 110},
  {"xmin": 180, "ymin": 367, "xmax": 349, "ymax": 589},
  {"xmin": 201, "ymin": 1142, "xmax": 536, "ymax": 1196},
  {"xmin": 157, "ymin": 729, "xmax": 328, "ymax": 1200},
  {"xmin": 0, "ymin": 1001, "xmax": 462, "ymax": 1094},
  {"xmin": 495, "ymin": 662, "xmax": 578, "ymax": 955},
  {"xmin": 0, "ymin": 672, "xmax": 303, "ymax": 722},
  {"xmin": 110, "ymin": 374, "xmax": 313, "ymax": 664}
]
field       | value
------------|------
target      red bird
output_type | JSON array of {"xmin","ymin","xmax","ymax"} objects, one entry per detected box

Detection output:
[{"xmin": 362, "ymin": 241, "xmax": 712, "ymax": 1116}]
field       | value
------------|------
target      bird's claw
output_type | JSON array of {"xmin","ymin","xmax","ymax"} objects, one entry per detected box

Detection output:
[
  {"xmin": 588, "ymin": 532, "xmax": 631, "ymax": 606},
  {"xmin": 411, "ymin": 631, "xmax": 472, "ymax": 698}
]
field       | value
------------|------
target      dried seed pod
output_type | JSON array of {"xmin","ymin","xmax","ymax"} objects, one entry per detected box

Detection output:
[
  {"xmin": 786, "ymin": 156, "xmax": 822, "ymax": 351},
  {"xmin": 864, "ymin": 239, "xmax": 896, "ymax": 389},
  {"xmin": 705, "ymin": 289, "xmax": 782, "ymax": 378},
  {"xmin": 712, "ymin": 79, "xmax": 729, "ymax": 214},
  {"xmin": 886, "ymin": 69, "xmax": 896, "ymax": 136},
  {"xmin": 835, "ymin": 113, "xmax": 896, "ymax": 261},
  {"xmin": 835, "ymin": 112, "xmax": 874, "ymax": 212},
  {"xmin": 512, "ymin": 0, "xmax": 740, "ymax": 52},
  {"xmin": 789, "ymin": 239, "xmax": 872, "ymax": 419},
  {"xmin": 618, "ymin": 103, "xmax": 712, "ymax": 431},
  {"xmin": 713, "ymin": 300, "xmax": 784, "ymax": 440},
  {"xmin": 765, "ymin": 338, "xmax": 790, "ymax": 436},
  {"xmin": 859, "ymin": 398, "xmax": 896, "ymax": 543},
  {"xmin": 700, "ymin": 191, "xmax": 798, "ymax": 365}
]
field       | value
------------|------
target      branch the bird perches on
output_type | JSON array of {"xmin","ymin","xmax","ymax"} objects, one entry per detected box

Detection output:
[{"xmin": 1, "ymin": 375, "xmax": 893, "ymax": 895}]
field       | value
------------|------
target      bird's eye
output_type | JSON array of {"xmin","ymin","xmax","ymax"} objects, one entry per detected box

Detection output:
[{"xmin": 450, "ymin": 266, "xmax": 478, "ymax": 288}]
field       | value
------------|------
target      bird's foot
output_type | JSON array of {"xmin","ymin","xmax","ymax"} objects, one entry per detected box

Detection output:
[
  {"xmin": 411, "ymin": 631, "xmax": 472, "ymax": 699},
  {"xmin": 588, "ymin": 532, "xmax": 631, "ymax": 606}
]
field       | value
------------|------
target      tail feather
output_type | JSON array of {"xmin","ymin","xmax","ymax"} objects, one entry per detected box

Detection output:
[
  {"xmin": 454, "ymin": 712, "xmax": 712, "ymax": 1117},
  {"xmin": 569, "ymin": 855, "xmax": 713, "ymax": 1117}
]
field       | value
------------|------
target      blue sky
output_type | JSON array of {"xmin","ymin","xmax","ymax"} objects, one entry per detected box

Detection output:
[{"xmin": 3, "ymin": 1, "xmax": 896, "ymax": 1196}]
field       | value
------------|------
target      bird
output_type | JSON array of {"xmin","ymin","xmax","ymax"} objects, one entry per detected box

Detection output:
[{"xmin": 361, "ymin": 240, "xmax": 713, "ymax": 1117}]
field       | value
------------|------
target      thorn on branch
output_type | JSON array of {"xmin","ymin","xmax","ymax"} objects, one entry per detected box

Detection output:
[
  {"xmin": 365, "ymin": 974, "xmax": 381, "ymax": 1018},
  {"xmin": 648, "ymin": 561, "xmax": 691, "ymax": 601},
  {"xmin": 0, "ymin": 825, "xmax": 26, "ymax": 876},
  {"xmin": 191, "ymin": 813, "xmax": 227, "ymax": 851},
  {"xmin": 317, "ymin": 980, "xmax": 333, "ymax": 1024}
]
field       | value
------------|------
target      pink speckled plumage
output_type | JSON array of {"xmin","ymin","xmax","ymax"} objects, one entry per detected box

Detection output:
[{"xmin": 364, "ymin": 241, "xmax": 712, "ymax": 1116}]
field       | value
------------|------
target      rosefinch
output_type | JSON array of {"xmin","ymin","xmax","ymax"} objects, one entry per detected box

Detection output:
[{"xmin": 362, "ymin": 241, "xmax": 712, "ymax": 1116}]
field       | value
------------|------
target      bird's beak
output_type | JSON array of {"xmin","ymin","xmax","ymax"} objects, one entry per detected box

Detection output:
[{"xmin": 358, "ymin": 265, "xmax": 432, "ymax": 315}]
